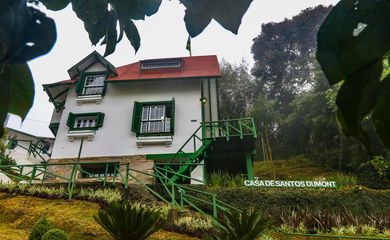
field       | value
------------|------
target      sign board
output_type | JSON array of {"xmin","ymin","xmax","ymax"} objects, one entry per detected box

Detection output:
[{"xmin": 244, "ymin": 178, "xmax": 337, "ymax": 188}]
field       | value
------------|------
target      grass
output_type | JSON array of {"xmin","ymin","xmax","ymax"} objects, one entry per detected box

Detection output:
[
  {"xmin": 0, "ymin": 192, "xmax": 199, "ymax": 240},
  {"xmin": 254, "ymin": 155, "xmax": 345, "ymax": 181}
]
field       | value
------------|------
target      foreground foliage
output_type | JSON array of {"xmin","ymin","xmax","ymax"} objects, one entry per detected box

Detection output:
[
  {"xmin": 208, "ymin": 209, "xmax": 270, "ymax": 240},
  {"xmin": 317, "ymin": 0, "xmax": 390, "ymax": 149},
  {"xmin": 28, "ymin": 217, "xmax": 51, "ymax": 240},
  {"xmin": 0, "ymin": 192, "xmax": 196, "ymax": 240},
  {"xmin": 94, "ymin": 201, "xmax": 162, "ymax": 240},
  {"xmin": 41, "ymin": 229, "xmax": 69, "ymax": 240}
]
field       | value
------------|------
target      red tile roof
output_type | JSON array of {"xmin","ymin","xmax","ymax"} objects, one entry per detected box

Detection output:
[{"xmin": 44, "ymin": 55, "xmax": 220, "ymax": 87}]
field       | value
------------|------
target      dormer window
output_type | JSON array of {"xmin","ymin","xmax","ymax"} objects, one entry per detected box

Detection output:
[
  {"xmin": 140, "ymin": 58, "xmax": 182, "ymax": 70},
  {"xmin": 75, "ymin": 72, "xmax": 107, "ymax": 104},
  {"xmin": 83, "ymin": 74, "xmax": 105, "ymax": 95}
]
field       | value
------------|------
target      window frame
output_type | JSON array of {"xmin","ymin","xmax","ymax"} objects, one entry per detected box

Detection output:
[
  {"xmin": 131, "ymin": 99, "xmax": 175, "ymax": 137},
  {"xmin": 66, "ymin": 112, "xmax": 105, "ymax": 131},
  {"xmin": 75, "ymin": 71, "xmax": 108, "ymax": 97}
]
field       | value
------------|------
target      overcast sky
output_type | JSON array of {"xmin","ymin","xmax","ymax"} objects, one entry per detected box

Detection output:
[{"xmin": 7, "ymin": 0, "xmax": 339, "ymax": 137}]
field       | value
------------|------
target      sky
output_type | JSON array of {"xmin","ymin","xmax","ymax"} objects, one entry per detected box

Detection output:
[{"xmin": 7, "ymin": 0, "xmax": 339, "ymax": 137}]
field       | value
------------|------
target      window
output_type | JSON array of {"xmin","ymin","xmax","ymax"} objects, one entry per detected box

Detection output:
[
  {"xmin": 141, "ymin": 60, "xmax": 181, "ymax": 70},
  {"xmin": 66, "ymin": 112, "xmax": 105, "ymax": 130},
  {"xmin": 75, "ymin": 72, "xmax": 107, "ymax": 97},
  {"xmin": 81, "ymin": 163, "xmax": 118, "ymax": 178},
  {"xmin": 132, "ymin": 99, "xmax": 175, "ymax": 136}
]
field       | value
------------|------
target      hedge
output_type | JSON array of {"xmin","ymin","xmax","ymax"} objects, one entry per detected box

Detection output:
[{"xmin": 151, "ymin": 185, "xmax": 390, "ymax": 226}]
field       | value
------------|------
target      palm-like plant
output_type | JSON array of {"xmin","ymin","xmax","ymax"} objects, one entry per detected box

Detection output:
[
  {"xmin": 94, "ymin": 202, "xmax": 161, "ymax": 240},
  {"xmin": 208, "ymin": 209, "xmax": 270, "ymax": 240}
]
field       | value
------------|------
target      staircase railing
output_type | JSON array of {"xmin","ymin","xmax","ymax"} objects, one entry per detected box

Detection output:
[
  {"xmin": 160, "ymin": 118, "xmax": 257, "ymax": 183},
  {"xmin": 0, "ymin": 161, "xmax": 240, "ymax": 221},
  {"xmin": 202, "ymin": 118, "xmax": 257, "ymax": 141},
  {"xmin": 6, "ymin": 139, "xmax": 49, "ymax": 162}
]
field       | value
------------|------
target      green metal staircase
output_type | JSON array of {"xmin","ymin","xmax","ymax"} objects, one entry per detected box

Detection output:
[
  {"xmin": 0, "ymin": 118, "xmax": 256, "ymax": 221},
  {"xmin": 155, "ymin": 118, "xmax": 257, "ymax": 183}
]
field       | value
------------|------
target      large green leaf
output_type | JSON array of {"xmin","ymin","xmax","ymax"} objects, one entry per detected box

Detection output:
[
  {"xmin": 121, "ymin": 19, "xmax": 140, "ymax": 53},
  {"xmin": 336, "ymin": 61, "xmax": 382, "ymax": 142},
  {"xmin": 317, "ymin": 0, "xmax": 390, "ymax": 149},
  {"xmin": 40, "ymin": 0, "xmax": 70, "ymax": 11},
  {"xmin": 317, "ymin": 0, "xmax": 390, "ymax": 84},
  {"xmin": 109, "ymin": 0, "xmax": 143, "ymax": 20},
  {"xmin": 84, "ymin": 15, "xmax": 109, "ymax": 45},
  {"xmin": 182, "ymin": 1, "xmax": 212, "ymax": 37},
  {"xmin": 0, "ymin": 65, "xmax": 12, "ymax": 137},
  {"xmin": 180, "ymin": 0, "xmax": 253, "ymax": 37},
  {"xmin": 14, "ymin": 8, "xmax": 57, "ymax": 63},
  {"xmin": 71, "ymin": 0, "xmax": 108, "ymax": 24},
  {"xmin": 103, "ymin": 11, "xmax": 118, "ymax": 57},
  {"xmin": 0, "ymin": 64, "xmax": 34, "ymax": 137},
  {"xmin": 0, "ymin": 2, "xmax": 56, "ymax": 64},
  {"xmin": 141, "ymin": 0, "xmax": 162, "ymax": 16},
  {"xmin": 372, "ymin": 74, "xmax": 390, "ymax": 149}
]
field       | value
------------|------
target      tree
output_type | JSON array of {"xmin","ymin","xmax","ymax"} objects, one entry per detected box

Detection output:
[
  {"xmin": 316, "ymin": 0, "xmax": 390, "ymax": 150},
  {"xmin": 219, "ymin": 60, "xmax": 255, "ymax": 119},
  {"xmin": 0, "ymin": 0, "xmax": 254, "ymax": 136},
  {"xmin": 251, "ymin": 5, "xmax": 332, "ymax": 106},
  {"xmin": 249, "ymin": 5, "xmax": 337, "ymax": 160}
]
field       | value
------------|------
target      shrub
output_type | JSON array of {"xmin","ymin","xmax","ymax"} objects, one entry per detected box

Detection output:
[
  {"xmin": 207, "ymin": 209, "xmax": 270, "ymax": 240},
  {"xmin": 94, "ymin": 201, "xmax": 161, "ymax": 240},
  {"xmin": 207, "ymin": 171, "xmax": 242, "ymax": 187},
  {"xmin": 152, "ymin": 185, "xmax": 390, "ymax": 230},
  {"xmin": 361, "ymin": 224, "xmax": 380, "ymax": 236},
  {"xmin": 28, "ymin": 217, "xmax": 51, "ymax": 240},
  {"xmin": 325, "ymin": 173, "xmax": 357, "ymax": 189},
  {"xmin": 77, "ymin": 187, "xmax": 121, "ymax": 203},
  {"xmin": 41, "ymin": 229, "xmax": 69, "ymax": 240},
  {"xmin": 175, "ymin": 215, "xmax": 213, "ymax": 231}
]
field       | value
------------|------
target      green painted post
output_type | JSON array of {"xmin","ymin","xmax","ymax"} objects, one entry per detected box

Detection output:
[
  {"xmin": 171, "ymin": 184, "xmax": 176, "ymax": 206},
  {"xmin": 212, "ymin": 194, "xmax": 217, "ymax": 219},
  {"xmin": 29, "ymin": 165, "xmax": 36, "ymax": 184},
  {"xmin": 251, "ymin": 118, "xmax": 257, "ymax": 138},
  {"xmin": 68, "ymin": 164, "xmax": 76, "ymax": 200},
  {"xmin": 239, "ymin": 119, "xmax": 243, "ymax": 139},
  {"xmin": 69, "ymin": 138, "xmax": 84, "ymax": 200},
  {"xmin": 112, "ymin": 164, "xmax": 118, "ymax": 186},
  {"xmin": 225, "ymin": 122, "xmax": 230, "ymax": 141},
  {"xmin": 103, "ymin": 162, "xmax": 109, "ymax": 187},
  {"xmin": 125, "ymin": 163, "xmax": 129, "ymax": 188},
  {"xmin": 41, "ymin": 164, "xmax": 47, "ymax": 184},
  {"xmin": 245, "ymin": 153, "xmax": 254, "ymax": 181},
  {"xmin": 19, "ymin": 166, "xmax": 24, "ymax": 177}
]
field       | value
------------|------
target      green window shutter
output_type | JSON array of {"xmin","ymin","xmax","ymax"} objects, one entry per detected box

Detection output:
[
  {"xmin": 96, "ymin": 112, "xmax": 105, "ymax": 128},
  {"xmin": 66, "ymin": 113, "xmax": 76, "ymax": 128},
  {"xmin": 49, "ymin": 123, "xmax": 59, "ymax": 136},
  {"xmin": 131, "ymin": 101, "xmax": 142, "ymax": 133},
  {"xmin": 170, "ymin": 98, "xmax": 175, "ymax": 134},
  {"xmin": 102, "ymin": 80, "xmax": 107, "ymax": 97},
  {"xmin": 75, "ymin": 73, "xmax": 85, "ymax": 96}
]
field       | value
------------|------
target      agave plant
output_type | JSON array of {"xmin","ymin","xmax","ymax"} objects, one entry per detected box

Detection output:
[
  {"xmin": 94, "ymin": 201, "xmax": 161, "ymax": 240},
  {"xmin": 208, "ymin": 209, "xmax": 270, "ymax": 240}
]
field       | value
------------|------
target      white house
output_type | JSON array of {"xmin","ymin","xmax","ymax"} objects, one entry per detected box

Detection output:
[{"xmin": 43, "ymin": 52, "xmax": 256, "ymax": 183}]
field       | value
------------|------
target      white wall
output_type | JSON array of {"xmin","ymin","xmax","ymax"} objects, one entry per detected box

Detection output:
[
  {"xmin": 50, "ymin": 109, "xmax": 62, "ymax": 123},
  {"xmin": 51, "ymin": 78, "xmax": 205, "ymax": 159}
]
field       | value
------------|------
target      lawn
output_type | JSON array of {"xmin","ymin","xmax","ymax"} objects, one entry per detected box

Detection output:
[{"xmin": 0, "ymin": 192, "xmax": 199, "ymax": 240}]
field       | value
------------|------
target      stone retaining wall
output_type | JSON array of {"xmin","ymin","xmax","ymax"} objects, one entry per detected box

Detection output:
[{"xmin": 46, "ymin": 155, "xmax": 154, "ymax": 184}]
